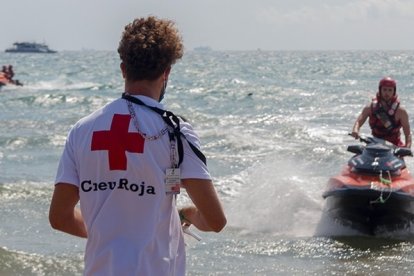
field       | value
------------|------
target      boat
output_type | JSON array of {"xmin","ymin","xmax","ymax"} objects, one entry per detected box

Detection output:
[
  {"xmin": 193, "ymin": 46, "xmax": 212, "ymax": 52},
  {"xmin": 5, "ymin": 42, "xmax": 57, "ymax": 53},
  {"xmin": 322, "ymin": 135, "xmax": 414, "ymax": 235}
]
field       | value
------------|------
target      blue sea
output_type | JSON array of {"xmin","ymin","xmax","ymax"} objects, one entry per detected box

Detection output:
[{"xmin": 2, "ymin": 50, "xmax": 414, "ymax": 275}]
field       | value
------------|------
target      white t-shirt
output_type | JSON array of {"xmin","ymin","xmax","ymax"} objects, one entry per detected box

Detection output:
[{"xmin": 55, "ymin": 95, "xmax": 211, "ymax": 276}]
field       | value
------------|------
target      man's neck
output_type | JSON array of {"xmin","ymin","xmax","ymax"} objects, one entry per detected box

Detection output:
[
  {"xmin": 380, "ymin": 98, "xmax": 392, "ymax": 107},
  {"xmin": 124, "ymin": 79, "xmax": 162, "ymax": 101}
]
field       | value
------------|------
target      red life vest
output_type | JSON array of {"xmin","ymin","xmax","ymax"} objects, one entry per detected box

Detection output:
[{"xmin": 368, "ymin": 94, "xmax": 403, "ymax": 146}]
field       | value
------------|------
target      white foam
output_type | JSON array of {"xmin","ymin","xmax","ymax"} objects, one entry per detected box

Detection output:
[{"xmin": 226, "ymin": 154, "xmax": 325, "ymax": 237}]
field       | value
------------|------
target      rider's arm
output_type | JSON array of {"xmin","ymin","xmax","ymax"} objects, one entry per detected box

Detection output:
[
  {"xmin": 351, "ymin": 105, "xmax": 370, "ymax": 139},
  {"xmin": 398, "ymin": 107, "xmax": 411, "ymax": 148}
]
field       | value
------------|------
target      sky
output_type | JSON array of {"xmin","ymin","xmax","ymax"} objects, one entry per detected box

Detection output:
[{"xmin": 1, "ymin": 0, "xmax": 414, "ymax": 52}]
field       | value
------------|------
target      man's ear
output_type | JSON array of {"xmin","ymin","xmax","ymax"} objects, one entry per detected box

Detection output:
[
  {"xmin": 164, "ymin": 66, "xmax": 171, "ymax": 80},
  {"xmin": 120, "ymin": 62, "xmax": 126, "ymax": 79}
]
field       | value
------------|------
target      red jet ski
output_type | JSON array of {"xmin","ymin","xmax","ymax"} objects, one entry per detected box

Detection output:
[
  {"xmin": 0, "ymin": 73, "xmax": 11, "ymax": 87},
  {"xmin": 0, "ymin": 70, "xmax": 23, "ymax": 89},
  {"xmin": 323, "ymin": 136, "xmax": 414, "ymax": 235}
]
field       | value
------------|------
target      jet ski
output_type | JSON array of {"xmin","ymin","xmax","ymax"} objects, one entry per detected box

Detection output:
[
  {"xmin": 0, "ymin": 73, "xmax": 11, "ymax": 87},
  {"xmin": 322, "ymin": 135, "xmax": 414, "ymax": 235},
  {"xmin": 0, "ymin": 73, "xmax": 23, "ymax": 89}
]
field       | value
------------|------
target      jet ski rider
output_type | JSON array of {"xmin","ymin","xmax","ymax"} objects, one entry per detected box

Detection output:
[{"xmin": 351, "ymin": 77, "xmax": 412, "ymax": 148}]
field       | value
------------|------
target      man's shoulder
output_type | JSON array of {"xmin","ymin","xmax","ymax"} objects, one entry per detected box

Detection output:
[
  {"xmin": 179, "ymin": 120, "xmax": 199, "ymax": 140},
  {"xmin": 362, "ymin": 104, "xmax": 372, "ymax": 114},
  {"xmin": 397, "ymin": 104, "xmax": 407, "ymax": 111},
  {"xmin": 73, "ymin": 99, "xmax": 124, "ymax": 129},
  {"xmin": 396, "ymin": 105, "xmax": 409, "ymax": 117}
]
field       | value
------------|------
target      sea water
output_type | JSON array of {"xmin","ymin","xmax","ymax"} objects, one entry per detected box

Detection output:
[{"xmin": 1, "ymin": 50, "xmax": 414, "ymax": 275}]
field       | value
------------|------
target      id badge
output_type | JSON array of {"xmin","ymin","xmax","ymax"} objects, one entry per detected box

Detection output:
[{"xmin": 165, "ymin": 168, "xmax": 181, "ymax": 194}]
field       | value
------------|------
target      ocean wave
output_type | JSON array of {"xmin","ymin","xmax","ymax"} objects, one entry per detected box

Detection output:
[
  {"xmin": 0, "ymin": 247, "xmax": 83, "ymax": 276},
  {"xmin": 23, "ymin": 80, "xmax": 106, "ymax": 92}
]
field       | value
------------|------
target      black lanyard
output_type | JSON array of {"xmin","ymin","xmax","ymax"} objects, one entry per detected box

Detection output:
[{"xmin": 122, "ymin": 93, "xmax": 207, "ymax": 166}]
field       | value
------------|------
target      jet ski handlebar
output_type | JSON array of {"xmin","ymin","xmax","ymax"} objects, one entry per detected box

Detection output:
[
  {"xmin": 394, "ymin": 147, "xmax": 413, "ymax": 157},
  {"xmin": 347, "ymin": 133, "xmax": 413, "ymax": 157}
]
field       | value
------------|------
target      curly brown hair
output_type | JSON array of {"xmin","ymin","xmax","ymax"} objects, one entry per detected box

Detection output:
[{"xmin": 117, "ymin": 16, "xmax": 184, "ymax": 81}]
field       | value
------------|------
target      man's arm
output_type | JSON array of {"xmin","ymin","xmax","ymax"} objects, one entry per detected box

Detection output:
[
  {"xmin": 180, "ymin": 179, "xmax": 226, "ymax": 232},
  {"xmin": 398, "ymin": 107, "xmax": 412, "ymax": 148},
  {"xmin": 351, "ymin": 105, "xmax": 371, "ymax": 139},
  {"xmin": 49, "ymin": 183, "xmax": 88, "ymax": 238}
]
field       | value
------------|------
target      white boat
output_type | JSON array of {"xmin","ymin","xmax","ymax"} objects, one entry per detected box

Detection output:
[
  {"xmin": 5, "ymin": 42, "xmax": 57, "ymax": 53},
  {"xmin": 193, "ymin": 46, "xmax": 212, "ymax": 52}
]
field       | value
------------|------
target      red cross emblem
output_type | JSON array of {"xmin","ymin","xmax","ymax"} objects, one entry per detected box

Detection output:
[{"xmin": 91, "ymin": 114, "xmax": 144, "ymax": 170}]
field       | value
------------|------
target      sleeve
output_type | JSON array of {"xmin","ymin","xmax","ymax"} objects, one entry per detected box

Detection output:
[
  {"xmin": 54, "ymin": 127, "xmax": 80, "ymax": 187},
  {"xmin": 179, "ymin": 122, "xmax": 211, "ymax": 180}
]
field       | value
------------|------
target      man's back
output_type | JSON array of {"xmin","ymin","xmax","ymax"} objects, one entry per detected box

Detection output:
[{"xmin": 56, "ymin": 96, "xmax": 203, "ymax": 275}]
